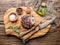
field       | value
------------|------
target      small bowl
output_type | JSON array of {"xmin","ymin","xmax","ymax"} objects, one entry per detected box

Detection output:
[
  {"xmin": 9, "ymin": 13, "xmax": 18, "ymax": 22},
  {"xmin": 25, "ymin": 7, "xmax": 31, "ymax": 14},
  {"xmin": 16, "ymin": 7, "xmax": 23, "ymax": 15}
]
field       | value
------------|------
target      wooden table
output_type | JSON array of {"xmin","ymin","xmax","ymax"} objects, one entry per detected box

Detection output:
[{"xmin": 0, "ymin": 0, "xmax": 60, "ymax": 45}]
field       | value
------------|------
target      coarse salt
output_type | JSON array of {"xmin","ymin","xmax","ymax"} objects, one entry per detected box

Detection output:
[{"xmin": 9, "ymin": 14, "xmax": 16, "ymax": 21}]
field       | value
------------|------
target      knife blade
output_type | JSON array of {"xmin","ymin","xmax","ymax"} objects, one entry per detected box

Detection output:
[{"xmin": 39, "ymin": 16, "xmax": 57, "ymax": 29}]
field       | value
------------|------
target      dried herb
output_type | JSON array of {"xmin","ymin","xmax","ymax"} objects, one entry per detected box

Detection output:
[
  {"xmin": 8, "ymin": 25, "xmax": 21, "ymax": 34},
  {"xmin": 48, "ymin": 9, "xmax": 53, "ymax": 14}
]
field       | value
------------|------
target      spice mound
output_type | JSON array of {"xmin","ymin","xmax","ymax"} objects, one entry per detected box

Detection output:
[{"xmin": 9, "ymin": 13, "xmax": 17, "ymax": 22}]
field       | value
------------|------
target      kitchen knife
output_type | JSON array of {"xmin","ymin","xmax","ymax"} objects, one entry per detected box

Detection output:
[{"xmin": 22, "ymin": 16, "xmax": 57, "ymax": 43}]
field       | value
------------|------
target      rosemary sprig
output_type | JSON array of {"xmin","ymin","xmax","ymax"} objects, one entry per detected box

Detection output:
[{"xmin": 8, "ymin": 25, "xmax": 21, "ymax": 34}]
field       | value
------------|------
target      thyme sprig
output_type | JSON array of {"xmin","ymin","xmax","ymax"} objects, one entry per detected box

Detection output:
[{"xmin": 8, "ymin": 25, "xmax": 21, "ymax": 34}]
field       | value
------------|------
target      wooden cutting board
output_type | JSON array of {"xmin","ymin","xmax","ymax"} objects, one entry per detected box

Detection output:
[{"xmin": 4, "ymin": 7, "xmax": 51, "ymax": 40}]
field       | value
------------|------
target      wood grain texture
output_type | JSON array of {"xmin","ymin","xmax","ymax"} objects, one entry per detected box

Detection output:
[{"xmin": 0, "ymin": 0, "xmax": 60, "ymax": 45}]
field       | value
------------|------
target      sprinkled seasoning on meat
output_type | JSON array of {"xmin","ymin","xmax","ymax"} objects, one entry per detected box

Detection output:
[{"xmin": 21, "ymin": 14, "xmax": 35, "ymax": 29}]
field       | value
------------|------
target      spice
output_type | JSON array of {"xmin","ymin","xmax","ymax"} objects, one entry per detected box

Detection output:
[
  {"xmin": 25, "ymin": 7, "xmax": 31, "ymax": 14},
  {"xmin": 9, "ymin": 13, "xmax": 17, "ymax": 22},
  {"xmin": 16, "ymin": 7, "xmax": 23, "ymax": 15}
]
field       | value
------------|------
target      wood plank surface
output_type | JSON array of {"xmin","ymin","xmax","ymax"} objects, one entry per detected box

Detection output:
[{"xmin": 0, "ymin": 0, "xmax": 60, "ymax": 45}]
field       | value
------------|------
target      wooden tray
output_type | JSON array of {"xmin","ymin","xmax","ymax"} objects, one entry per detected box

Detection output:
[{"xmin": 4, "ymin": 7, "xmax": 51, "ymax": 40}]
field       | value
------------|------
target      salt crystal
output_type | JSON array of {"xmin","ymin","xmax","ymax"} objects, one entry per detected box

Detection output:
[
  {"xmin": 29, "ymin": 17, "xmax": 35, "ymax": 24},
  {"xmin": 9, "ymin": 14, "xmax": 16, "ymax": 21}
]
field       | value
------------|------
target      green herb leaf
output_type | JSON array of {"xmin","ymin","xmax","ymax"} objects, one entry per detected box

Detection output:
[
  {"xmin": 8, "ymin": 25, "xmax": 20, "ymax": 34},
  {"xmin": 8, "ymin": 25, "xmax": 13, "ymax": 29},
  {"xmin": 13, "ymin": 27, "xmax": 18, "ymax": 31},
  {"xmin": 48, "ymin": 10, "xmax": 53, "ymax": 14},
  {"xmin": 16, "ymin": 26, "xmax": 21, "ymax": 29}
]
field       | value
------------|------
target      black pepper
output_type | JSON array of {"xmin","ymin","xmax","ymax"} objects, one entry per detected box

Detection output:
[{"xmin": 16, "ymin": 7, "xmax": 23, "ymax": 15}]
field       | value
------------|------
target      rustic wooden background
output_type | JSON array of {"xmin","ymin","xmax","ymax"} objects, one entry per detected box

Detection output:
[{"xmin": 0, "ymin": 0, "xmax": 60, "ymax": 45}]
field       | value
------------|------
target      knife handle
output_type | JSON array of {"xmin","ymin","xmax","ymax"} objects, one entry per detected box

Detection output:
[{"xmin": 22, "ymin": 27, "xmax": 39, "ymax": 42}]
